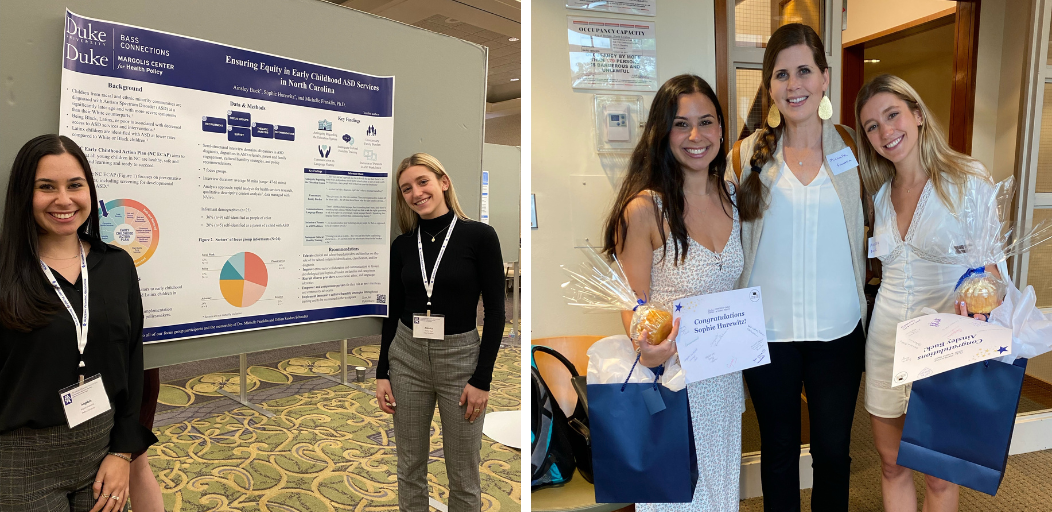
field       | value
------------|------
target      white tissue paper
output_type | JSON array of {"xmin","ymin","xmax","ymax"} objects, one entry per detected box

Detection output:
[
  {"xmin": 586, "ymin": 335, "xmax": 685, "ymax": 392},
  {"xmin": 989, "ymin": 277, "xmax": 1052, "ymax": 364}
]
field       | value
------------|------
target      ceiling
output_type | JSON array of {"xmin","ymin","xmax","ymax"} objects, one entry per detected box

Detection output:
[{"xmin": 327, "ymin": 0, "xmax": 521, "ymax": 104}]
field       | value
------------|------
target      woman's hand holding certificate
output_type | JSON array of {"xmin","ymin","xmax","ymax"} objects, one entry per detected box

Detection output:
[{"xmin": 670, "ymin": 287, "xmax": 770, "ymax": 383}]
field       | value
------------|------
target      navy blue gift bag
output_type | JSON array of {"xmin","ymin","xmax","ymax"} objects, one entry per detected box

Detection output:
[
  {"xmin": 587, "ymin": 369, "xmax": 698, "ymax": 503},
  {"xmin": 897, "ymin": 358, "xmax": 1027, "ymax": 496}
]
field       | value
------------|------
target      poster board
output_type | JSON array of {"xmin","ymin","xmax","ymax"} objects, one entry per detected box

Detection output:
[
  {"xmin": 482, "ymin": 143, "xmax": 520, "ymax": 263},
  {"xmin": 0, "ymin": 0, "xmax": 488, "ymax": 367},
  {"xmin": 60, "ymin": 10, "xmax": 396, "ymax": 343}
]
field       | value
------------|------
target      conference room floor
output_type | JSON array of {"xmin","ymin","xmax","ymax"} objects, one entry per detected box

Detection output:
[{"xmin": 148, "ymin": 319, "xmax": 521, "ymax": 511}]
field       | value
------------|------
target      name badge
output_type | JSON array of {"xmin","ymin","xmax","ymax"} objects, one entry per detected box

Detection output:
[
  {"xmin": 58, "ymin": 374, "xmax": 111, "ymax": 428},
  {"xmin": 827, "ymin": 147, "xmax": 859, "ymax": 175},
  {"xmin": 413, "ymin": 314, "xmax": 445, "ymax": 340},
  {"xmin": 868, "ymin": 234, "xmax": 891, "ymax": 258}
]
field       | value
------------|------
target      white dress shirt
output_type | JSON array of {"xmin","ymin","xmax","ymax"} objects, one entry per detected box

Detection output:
[{"xmin": 748, "ymin": 161, "xmax": 861, "ymax": 342}]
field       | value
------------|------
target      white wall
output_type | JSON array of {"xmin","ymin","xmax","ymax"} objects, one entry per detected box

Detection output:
[
  {"xmin": 531, "ymin": 1, "xmax": 715, "ymax": 339},
  {"xmin": 971, "ymin": 0, "xmax": 1004, "ymax": 176},
  {"xmin": 970, "ymin": 0, "xmax": 1031, "ymax": 183},
  {"xmin": 843, "ymin": 0, "xmax": 954, "ymax": 44}
]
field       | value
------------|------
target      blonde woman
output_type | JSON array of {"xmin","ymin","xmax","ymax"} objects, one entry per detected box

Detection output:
[
  {"xmin": 855, "ymin": 74, "xmax": 994, "ymax": 511},
  {"xmin": 374, "ymin": 153, "xmax": 505, "ymax": 511},
  {"xmin": 729, "ymin": 24, "xmax": 868, "ymax": 511}
]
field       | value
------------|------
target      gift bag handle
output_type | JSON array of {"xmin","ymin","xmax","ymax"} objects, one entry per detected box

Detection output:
[{"xmin": 621, "ymin": 353, "xmax": 662, "ymax": 392}]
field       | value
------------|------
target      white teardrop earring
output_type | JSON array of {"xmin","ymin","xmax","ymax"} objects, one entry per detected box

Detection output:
[
  {"xmin": 766, "ymin": 105, "xmax": 781, "ymax": 128},
  {"xmin": 818, "ymin": 95, "xmax": 833, "ymax": 120}
]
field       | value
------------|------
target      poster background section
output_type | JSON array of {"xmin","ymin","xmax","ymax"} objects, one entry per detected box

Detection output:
[
  {"xmin": 60, "ymin": 57, "xmax": 394, "ymax": 343},
  {"xmin": 1, "ymin": 0, "xmax": 488, "ymax": 367}
]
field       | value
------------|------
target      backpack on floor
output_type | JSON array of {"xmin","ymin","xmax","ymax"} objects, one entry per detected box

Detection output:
[
  {"xmin": 533, "ymin": 345, "xmax": 594, "ymax": 483},
  {"xmin": 531, "ymin": 345, "xmax": 577, "ymax": 490}
]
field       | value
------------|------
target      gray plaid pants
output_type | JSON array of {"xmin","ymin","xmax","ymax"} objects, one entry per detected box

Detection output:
[
  {"xmin": 0, "ymin": 410, "xmax": 113, "ymax": 512},
  {"xmin": 389, "ymin": 322, "xmax": 486, "ymax": 512}
]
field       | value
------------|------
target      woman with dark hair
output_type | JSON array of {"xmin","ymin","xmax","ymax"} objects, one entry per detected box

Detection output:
[
  {"xmin": 602, "ymin": 74, "xmax": 743, "ymax": 510},
  {"xmin": 0, "ymin": 134, "xmax": 156, "ymax": 511},
  {"xmin": 375, "ymin": 153, "xmax": 505, "ymax": 512},
  {"xmin": 727, "ymin": 24, "xmax": 868, "ymax": 511}
]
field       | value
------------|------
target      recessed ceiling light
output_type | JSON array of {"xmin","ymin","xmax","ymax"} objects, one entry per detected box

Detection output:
[
  {"xmin": 511, "ymin": 78, "xmax": 520, "ymax": 82},
  {"xmin": 509, "ymin": 37, "xmax": 519, "ymax": 42},
  {"xmin": 864, "ymin": 59, "xmax": 881, "ymax": 63}
]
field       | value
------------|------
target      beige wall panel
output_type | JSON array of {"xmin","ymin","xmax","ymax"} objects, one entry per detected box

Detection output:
[{"xmin": 531, "ymin": 1, "xmax": 717, "ymax": 339}]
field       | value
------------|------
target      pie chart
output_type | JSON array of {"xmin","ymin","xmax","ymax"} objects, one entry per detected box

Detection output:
[
  {"xmin": 219, "ymin": 252, "xmax": 268, "ymax": 307},
  {"xmin": 99, "ymin": 199, "xmax": 159, "ymax": 266}
]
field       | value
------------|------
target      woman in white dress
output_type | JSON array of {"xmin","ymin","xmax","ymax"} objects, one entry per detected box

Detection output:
[
  {"xmin": 855, "ymin": 74, "xmax": 996, "ymax": 512},
  {"xmin": 602, "ymin": 74, "xmax": 744, "ymax": 511}
]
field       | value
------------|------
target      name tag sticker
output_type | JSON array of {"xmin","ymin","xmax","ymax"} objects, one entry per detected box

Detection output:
[
  {"xmin": 868, "ymin": 234, "xmax": 891, "ymax": 258},
  {"xmin": 412, "ymin": 314, "xmax": 445, "ymax": 340},
  {"xmin": 828, "ymin": 147, "xmax": 859, "ymax": 175},
  {"xmin": 58, "ymin": 374, "xmax": 110, "ymax": 428}
]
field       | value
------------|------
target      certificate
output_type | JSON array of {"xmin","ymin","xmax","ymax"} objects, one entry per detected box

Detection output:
[
  {"xmin": 671, "ymin": 287, "xmax": 770, "ymax": 383},
  {"xmin": 892, "ymin": 313, "xmax": 1012, "ymax": 387}
]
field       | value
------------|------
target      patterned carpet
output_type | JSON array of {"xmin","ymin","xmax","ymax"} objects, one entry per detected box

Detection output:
[{"xmin": 145, "ymin": 338, "xmax": 521, "ymax": 511}]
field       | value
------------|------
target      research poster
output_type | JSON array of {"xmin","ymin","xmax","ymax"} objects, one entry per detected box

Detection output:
[
  {"xmin": 59, "ymin": 10, "xmax": 395, "ymax": 342},
  {"xmin": 567, "ymin": 16, "xmax": 657, "ymax": 91}
]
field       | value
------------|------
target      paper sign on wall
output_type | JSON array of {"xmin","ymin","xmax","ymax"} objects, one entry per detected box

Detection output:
[
  {"xmin": 481, "ymin": 170, "xmax": 490, "ymax": 224},
  {"xmin": 566, "ymin": 0, "xmax": 656, "ymax": 16},
  {"xmin": 567, "ymin": 16, "xmax": 657, "ymax": 91}
]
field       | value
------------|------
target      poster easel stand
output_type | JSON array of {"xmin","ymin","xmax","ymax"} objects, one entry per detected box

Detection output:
[
  {"xmin": 215, "ymin": 353, "xmax": 276, "ymax": 418},
  {"xmin": 509, "ymin": 259, "xmax": 520, "ymax": 339},
  {"xmin": 216, "ymin": 339, "xmax": 370, "ymax": 417}
]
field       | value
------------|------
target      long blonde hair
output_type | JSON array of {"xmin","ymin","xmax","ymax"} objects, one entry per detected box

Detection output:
[
  {"xmin": 853, "ymin": 74, "xmax": 986, "ymax": 209},
  {"xmin": 394, "ymin": 153, "xmax": 469, "ymax": 233}
]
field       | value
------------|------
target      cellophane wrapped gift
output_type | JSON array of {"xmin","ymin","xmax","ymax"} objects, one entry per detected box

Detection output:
[
  {"xmin": 919, "ymin": 176, "xmax": 1052, "ymax": 316},
  {"xmin": 561, "ymin": 246, "xmax": 673, "ymax": 345}
]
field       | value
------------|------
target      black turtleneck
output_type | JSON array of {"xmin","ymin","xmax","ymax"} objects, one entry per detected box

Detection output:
[{"xmin": 378, "ymin": 210, "xmax": 506, "ymax": 390}]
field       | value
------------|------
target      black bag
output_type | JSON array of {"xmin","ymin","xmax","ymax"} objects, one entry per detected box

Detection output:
[
  {"xmin": 531, "ymin": 346, "xmax": 576, "ymax": 489},
  {"xmin": 532, "ymin": 345, "xmax": 594, "ymax": 483}
]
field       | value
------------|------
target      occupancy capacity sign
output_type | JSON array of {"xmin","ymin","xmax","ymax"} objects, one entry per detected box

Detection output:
[
  {"xmin": 892, "ymin": 313, "xmax": 1012, "ymax": 386},
  {"xmin": 672, "ymin": 287, "xmax": 771, "ymax": 383}
]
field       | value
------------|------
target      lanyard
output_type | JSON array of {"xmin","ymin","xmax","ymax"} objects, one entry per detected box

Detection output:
[
  {"xmin": 40, "ymin": 242, "xmax": 89, "ymax": 383},
  {"xmin": 417, "ymin": 215, "xmax": 457, "ymax": 314}
]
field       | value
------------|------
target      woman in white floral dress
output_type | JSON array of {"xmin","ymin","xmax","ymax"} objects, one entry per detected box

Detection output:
[{"xmin": 602, "ymin": 74, "xmax": 745, "ymax": 511}]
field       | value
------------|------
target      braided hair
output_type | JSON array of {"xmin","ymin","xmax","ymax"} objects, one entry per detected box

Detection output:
[{"xmin": 737, "ymin": 23, "xmax": 828, "ymax": 222}]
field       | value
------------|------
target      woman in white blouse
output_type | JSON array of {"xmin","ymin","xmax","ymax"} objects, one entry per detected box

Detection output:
[
  {"xmin": 854, "ymin": 74, "xmax": 994, "ymax": 512},
  {"xmin": 729, "ymin": 24, "xmax": 868, "ymax": 511}
]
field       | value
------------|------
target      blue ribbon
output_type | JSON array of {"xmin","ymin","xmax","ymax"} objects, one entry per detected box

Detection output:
[
  {"xmin": 954, "ymin": 267, "xmax": 986, "ymax": 291},
  {"xmin": 632, "ymin": 298, "xmax": 645, "ymax": 312}
]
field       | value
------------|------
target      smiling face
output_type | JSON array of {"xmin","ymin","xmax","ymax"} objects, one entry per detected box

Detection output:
[
  {"xmin": 768, "ymin": 44, "xmax": 829, "ymax": 125},
  {"xmin": 859, "ymin": 91, "xmax": 924, "ymax": 166},
  {"xmin": 669, "ymin": 92, "xmax": 722, "ymax": 175},
  {"xmin": 33, "ymin": 152, "xmax": 92, "ymax": 240},
  {"xmin": 398, "ymin": 165, "xmax": 450, "ymax": 220}
]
